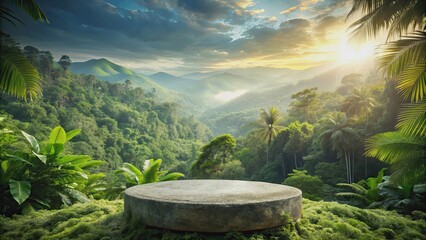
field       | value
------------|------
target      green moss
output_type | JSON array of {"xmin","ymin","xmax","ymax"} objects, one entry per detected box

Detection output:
[{"xmin": 1, "ymin": 199, "xmax": 425, "ymax": 240}]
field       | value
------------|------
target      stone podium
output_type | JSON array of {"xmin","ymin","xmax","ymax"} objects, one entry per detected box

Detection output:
[{"xmin": 124, "ymin": 180, "xmax": 302, "ymax": 232}]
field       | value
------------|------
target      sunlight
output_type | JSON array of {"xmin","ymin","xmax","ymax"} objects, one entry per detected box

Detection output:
[
  {"xmin": 214, "ymin": 90, "xmax": 247, "ymax": 102},
  {"xmin": 339, "ymin": 35, "xmax": 375, "ymax": 62}
]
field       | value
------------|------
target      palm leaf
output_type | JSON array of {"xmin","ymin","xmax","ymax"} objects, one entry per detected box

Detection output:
[
  {"xmin": 366, "ymin": 131, "xmax": 425, "ymax": 164},
  {"xmin": 8, "ymin": 0, "xmax": 49, "ymax": 23},
  {"xmin": 396, "ymin": 101, "xmax": 426, "ymax": 136},
  {"xmin": 376, "ymin": 31, "xmax": 426, "ymax": 102},
  {"xmin": 336, "ymin": 192, "xmax": 371, "ymax": 205},
  {"xmin": 347, "ymin": 0, "xmax": 425, "ymax": 41},
  {"xmin": 0, "ymin": 45, "xmax": 42, "ymax": 100},
  {"xmin": 337, "ymin": 183, "xmax": 368, "ymax": 195}
]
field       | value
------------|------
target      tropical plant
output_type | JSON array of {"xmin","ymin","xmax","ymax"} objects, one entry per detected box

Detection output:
[
  {"xmin": 0, "ymin": 0, "xmax": 48, "ymax": 100},
  {"xmin": 0, "ymin": 126, "xmax": 104, "ymax": 216},
  {"xmin": 251, "ymin": 107, "xmax": 283, "ymax": 163},
  {"xmin": 373, "ymin": 177, "xmax": 426, "ymax": 213},
  {"xmin": 116, "ymin": 159, "xmax": 184, "ymax": 186},
  {"xmin": 0, "ymin": 34, "xmax": 42, "ymax": 100},
  {"xmin": 108, "ymin": 159, "xmax": 184, "ymax": 199},
  {"xmin": 348, "ymin": 0, "xmax": 426, "ymax": 187},
  {"xmin": 366, "ymin": 132, "xmax": 425, "ymax": 185},
  {"xmin": 319, "ymin": 112, "xmax": 359, "ymax": 183},
  {"xmin": 336, "ymin": 168, "xmax": 386, "ymax": 207}
]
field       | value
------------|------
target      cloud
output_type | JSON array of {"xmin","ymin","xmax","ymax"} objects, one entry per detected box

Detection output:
[
  {"xmin": 280, "ymin": 0, "xmax": 319, "ymax": 14},
  {"xmin": 267, "ymin": 16, "xmax": 278, "ymax": 22},
  {"xmin": 2, "ymin": 0, "xmax": 353, "ymax": 72}
]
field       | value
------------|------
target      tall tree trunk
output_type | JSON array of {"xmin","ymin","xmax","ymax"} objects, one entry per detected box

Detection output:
[{"xmin": 344, "ymin": 150, "xmax": 350, "ymax": 183}]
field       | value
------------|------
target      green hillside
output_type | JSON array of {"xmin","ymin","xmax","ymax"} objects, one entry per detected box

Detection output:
[{"xmin": 70, "ymin": 59, "xmax": 175, "ymax": 100}]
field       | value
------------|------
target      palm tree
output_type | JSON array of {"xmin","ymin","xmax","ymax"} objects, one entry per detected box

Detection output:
[
  {"xmin": 342, "ymin": 87, "xmax": 376, "ymax": 178},
  {"xmin": 348, "ymin": 0, "xmax": 426, "ymax": 186},
  {"xmin": 0, "ymin": 0, "xmax": 48, "ymax": 100},
  {"xmin": 320, "ymin": 112, "xmax": 359, "ymax": 183},
  {"xmin": 343, "ymin": 87, "xmax": 376, "ymax": 123},
  {"xmin": 252, "ymin": 107, "xmax": 283, "ymax": 163}
]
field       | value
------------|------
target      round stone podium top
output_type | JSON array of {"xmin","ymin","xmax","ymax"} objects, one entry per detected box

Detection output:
[
  {"xmin": 124, "ymin": 180, "xmax": 302, "ymax": 232},
  {"xmin": 125, "ymin": 179, "xmax": 301, "ymax": 205}
]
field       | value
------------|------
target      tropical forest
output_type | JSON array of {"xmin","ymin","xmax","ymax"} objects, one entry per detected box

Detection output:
[{"xmin": 0, "ymin": 0, "xmax": 425, "ymax": 239}]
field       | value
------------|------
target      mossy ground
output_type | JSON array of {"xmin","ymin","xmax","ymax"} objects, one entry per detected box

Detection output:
[{"xmin": 1, "ymin": 199, "xmax": 425, "ymax": 240}]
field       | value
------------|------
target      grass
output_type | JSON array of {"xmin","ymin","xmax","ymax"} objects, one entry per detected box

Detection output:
[{"xmin": 1, "ymin": 199, "xmax": 425, "ymax": 240}]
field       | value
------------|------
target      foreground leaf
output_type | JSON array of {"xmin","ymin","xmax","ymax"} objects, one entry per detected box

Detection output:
[{"xmin": 9, "ymin": 179, "xmax": 31, "ymax": 205}]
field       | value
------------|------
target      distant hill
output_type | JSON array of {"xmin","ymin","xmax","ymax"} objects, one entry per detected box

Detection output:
[
  {"xmin": 70, "ymin": 58, "xmax": 185, "ymax": 101},
  {"xmin": 149, "ymin": 72, "xmax": 196, "ymax": 91},
  {"xmin": 70, "ymin": 58, "xmax": 163, "ymax": 90}
]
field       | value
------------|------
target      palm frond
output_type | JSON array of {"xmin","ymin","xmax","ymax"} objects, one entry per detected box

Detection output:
[
  {"xmin": 391, "ymin": 152, "xmax": 426, "ymax": 186},
  {"xmin": 366, "ymin": 131, "xmax": 425, "ymax": 164},
  {"xmin": 0, "ymin": 45, "xmax": 42, "ymax": 100},
  {"xmin": 337, "ymin": 183, "xmax": 368, "ymax": 195},
  {"xmin": 8, "ymin": 0, "xmax": 49, "ymax": 23},
  {"xmin": 347, "ymin": 0, "xmax": 425, "ymax": 41},
  {"xmin": 396, "ymin": 100, "xmax": 426, "ymax": 136},
  {"xmin": 376, "ymin": 31, "xmax": 426, "ymax": 102},
  {"xmin": 336, "ymin": 192, "xmax": 371, "ymax": 205}
]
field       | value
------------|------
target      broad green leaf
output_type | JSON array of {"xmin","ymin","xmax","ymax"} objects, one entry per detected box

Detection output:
[
  {"xmin": 75, "ymin": 160, "xmax": 104, "ymax": 169},
  {"xmin": 1, "ymin": 160, "xmax": 10, "ymax": 173},
  {"xmin": 159, "ymin": 172, "xmax": 185, "ymax": 181},
  {"xmin": 49, "ymin": 126, "xmax": 66, "ymax": 144},
  {"xmin": 52, "ymin": 143, "xmax": 65, "ymax": 155},
  {"xmin": 57, "ymin": 155, "xmax": 91, "ymax": 165},
  {"xmin": 9, "ymin": 179, "xmax": 31, "ymax": 205},
  {"xmin": 32, "ymin": 151, "xmax": 46, "ymax": 164},
  {"xmin": 21, "ymin": 131, "xmax": 40, "ymax": 153},
  {"xmin": 66, "ymin": 129, "xmax": 81, "ymax": 141}
]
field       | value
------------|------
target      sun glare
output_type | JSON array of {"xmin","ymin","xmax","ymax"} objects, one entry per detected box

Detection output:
[{"xmin": 339, "ymin": 35, "xmax": 375, "ymax": 62}]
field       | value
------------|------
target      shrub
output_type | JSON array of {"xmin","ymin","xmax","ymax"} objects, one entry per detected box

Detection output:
[{"xmin": 283, "ymin": 170, "xmax": 323, "ymax": 200}]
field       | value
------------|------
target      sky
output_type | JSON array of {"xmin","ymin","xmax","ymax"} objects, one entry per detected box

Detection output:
[{"xmin": 2, "ymin": 0, "xmax": 375, "ymax": 75}]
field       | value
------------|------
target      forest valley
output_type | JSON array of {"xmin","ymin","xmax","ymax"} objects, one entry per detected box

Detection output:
[
  {"xmin": 0, "ymin": 0, "xmax": 425, "ymax": 239},
  {"xmin": 1, "ymin": 34, "xmax": 425, "ymax": 215}
]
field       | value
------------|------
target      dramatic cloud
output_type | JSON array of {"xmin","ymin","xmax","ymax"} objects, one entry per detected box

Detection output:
[{"xmin": 2, "ymin": 0, "xmax": 354, "ymax": 73}]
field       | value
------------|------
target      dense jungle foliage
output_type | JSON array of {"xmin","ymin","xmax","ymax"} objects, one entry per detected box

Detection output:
[{"xmin": 1, "ymin": 0, "xmax": 425, "ymax": 238}]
